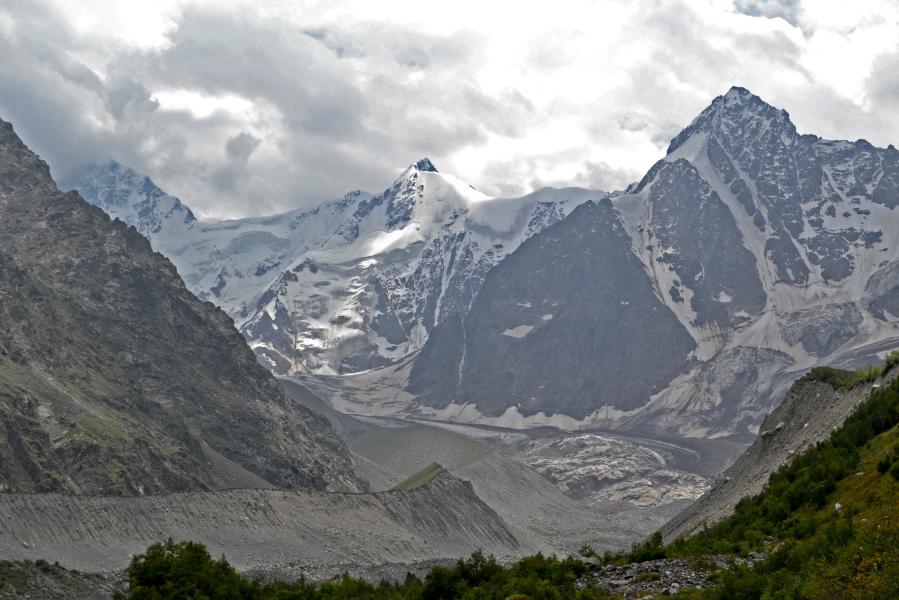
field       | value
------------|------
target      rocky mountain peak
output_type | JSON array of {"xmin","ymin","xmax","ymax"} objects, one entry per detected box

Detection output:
[
  {"xmin": 414, "ymin": 157, "xmax": 439, "ymax": 172},
  {"xmin": 0, "ymin": 118, "xmax": 58, "ymax": 198},
  {"xmin": 667, "ymin": 86, "xmax": 798, "ymax": 155},
  {"xmin": 0, "ymin": 116, "xmax": 363, "ymax": 494},
  {"xmin": 380, "ymin": 158, "xmax": 449, "ymax": 228}
]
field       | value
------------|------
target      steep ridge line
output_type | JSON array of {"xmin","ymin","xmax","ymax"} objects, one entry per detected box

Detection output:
[
  {"xmin": 403, "ymin": 86, "xmax": 899, "ymax": 437},
  {"xmin": 0, "ymin": 117, "xmax": 361, "ymax": 495}
]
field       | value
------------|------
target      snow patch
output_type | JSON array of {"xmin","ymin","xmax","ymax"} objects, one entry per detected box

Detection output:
[{"xmin": 502, "ymin": 325, "xmax": 535, "ymax": 338}]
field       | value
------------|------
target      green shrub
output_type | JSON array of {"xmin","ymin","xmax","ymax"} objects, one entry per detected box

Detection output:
[
  {"xmin": 891, "ymin": 462, "xmax": 899, "ymax": 482},
  {"xmin": 115, "ymin": 541, "xmax": 609, "ymax": 600},
  {"xmin": 627, "ymin": 532, "xmax": 667, "ymax": 562}
]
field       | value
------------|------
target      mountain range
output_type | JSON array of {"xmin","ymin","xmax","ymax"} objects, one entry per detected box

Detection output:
[
  {"xmin": 5, "ymin": 82, "xmax": 899, "ymax": 598},
  {"xmin": 75, "ymin": 159, "xmax": 600, "ymax": 376},
  {"xmin": 75, "ymin": 87, "xmax": 899, "ymax": 443},
  {"xmin": 395, "ymin": 86, "xmax": 899, "ymax": 439}
]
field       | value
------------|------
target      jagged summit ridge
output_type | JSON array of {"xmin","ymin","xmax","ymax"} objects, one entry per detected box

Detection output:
[
  {"xmin": 0, "ymin": 119, "xmax": 58, "ymax": 197},
  {"xmin": 414, "ymin": 157, "xmax": 438, "ymax": 172},
  {"xmin": 666, "ymin": 86, "xmax": 799, "ymax": 156},
  {"xmin": 76, "ymin": 160, "xmax": 196, "ymax": 240}
]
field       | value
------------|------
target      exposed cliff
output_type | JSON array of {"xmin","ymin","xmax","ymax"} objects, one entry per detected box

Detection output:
[{"xmin": 0, "ymin": 118, "xmax": 360, "ymax": 495}]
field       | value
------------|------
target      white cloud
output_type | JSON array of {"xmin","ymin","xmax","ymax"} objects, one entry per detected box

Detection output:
[{"xmin": 1, "ymin": 0, "xmax": 898, "ymax": 218}]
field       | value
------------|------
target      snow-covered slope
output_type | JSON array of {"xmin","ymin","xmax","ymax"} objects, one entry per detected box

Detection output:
[
  {"xmin": 77, "ymin": 160, "xmax": 197, "ymax": 237},
  {"xmin": 403, "ymin": 87, "xmax": 899, "ymax": 439},
  {"xmin": 75, "ymin": 159, "xmax": 602, "ymax": 375}
]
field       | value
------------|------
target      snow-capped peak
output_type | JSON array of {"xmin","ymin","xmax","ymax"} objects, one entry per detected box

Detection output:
[
  {"xmin": 75, "ymin": 157, "xmax": 601, "ymax": 377},
  {"xmin": 74, "ymin": 160, "xmax": 196, "ymax": 239},
  {"xmin": 722, "ymin": 85, "xmax": 753, "ymax": 103}
]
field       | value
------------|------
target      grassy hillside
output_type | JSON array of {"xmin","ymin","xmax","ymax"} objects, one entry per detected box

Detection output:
[{"xmin": 626, "ymin": 354, "xmax": 899, "ymax": 599}]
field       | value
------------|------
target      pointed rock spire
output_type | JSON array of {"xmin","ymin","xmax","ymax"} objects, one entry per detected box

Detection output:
[
  {"xmin": 666, "ymin": 87, "xmax": 797, "ymax": 155},
  {"xmin": 414, "ymin": 158, "xmax": 438, "ymax": 172}
]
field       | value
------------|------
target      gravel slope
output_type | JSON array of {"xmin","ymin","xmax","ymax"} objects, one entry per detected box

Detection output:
[{"xmin": 0, "ymin": 473, "xmax": 524, "ymax": 577}]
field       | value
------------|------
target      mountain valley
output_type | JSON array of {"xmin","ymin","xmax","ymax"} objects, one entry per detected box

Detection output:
[
  {"xmin": 65, "ymin": 87, "xmax": 899, "ymax": 567},
  {"xmin": 3, "ymin": 83, "xmax": 899, "ymax": 600}
]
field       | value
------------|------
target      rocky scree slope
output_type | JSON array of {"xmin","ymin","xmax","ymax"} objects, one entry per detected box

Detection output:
[
  {"xmin": 0, "ymin": 560, "xmax": 122, "ymax": 599},
  {"xmin": 0, "ymin": 118, "xmax": 360, "ymax": 495},
  {"xmin": 0, "ymin": 472, "xmax": 524, "ymax": 577},
  {"xmin": 75, "ymin": 160, "xmax": 602, "ymax": 376},
  {"xmin": 409, "ymin": 86, "xmax": 899, "ymax": 437}
]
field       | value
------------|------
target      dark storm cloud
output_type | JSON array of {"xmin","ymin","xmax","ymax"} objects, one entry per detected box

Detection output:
[
  {"xmin": 1, "ymin": 0, "xmax": 897, "ymax": 218},
  {"xmin": 225, "ymin": 132, "xmax": 260, "ymax": 162},
  {"xmin": 104, "ymin": 78, "xmax": 160, "ymax": 119},
  {"xmin": 212, "ymin": 131, "xmax": 261, "ymax": 192},
  {"xmin": 0, "ymin": 2, "xmax": 532, "ymax": 217}
]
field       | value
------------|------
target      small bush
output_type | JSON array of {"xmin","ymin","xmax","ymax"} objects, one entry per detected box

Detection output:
[
  {"xmin": 628, "ymin": 532, "xmax": 667, "ymax": 562},
  {"xmin": 885, "ymin": 350, "xmax": 899, "ymax": 371},
  {"xmin": 33, "ymin": 559, "xmax": 53, "ymax": 573},
  {"xmin": 891, "ymin": 462, "xmax": 899, "ymax": 482}
]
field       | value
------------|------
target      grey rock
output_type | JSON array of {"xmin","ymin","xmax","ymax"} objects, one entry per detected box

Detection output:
[
  {"xmin": 409, "ymin": 198, "xmax": 696, "ymax": 419},
  {"xmin": 0, "ymin": 117, "xmax": 361, "ymax": 495}
]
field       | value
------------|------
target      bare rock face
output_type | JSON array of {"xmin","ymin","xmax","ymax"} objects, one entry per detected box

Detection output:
[
  {"xmin": 409, "ymin": 198, "xmax": 697, "ymax": 419},
  {"xmin": 0, "ymin": 118, "xmax": 361, "ymax": 495}
]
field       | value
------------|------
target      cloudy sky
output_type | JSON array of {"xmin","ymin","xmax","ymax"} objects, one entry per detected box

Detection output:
[{"xmin": 2, "ymin": 0, "xmax": 898, "ymax": 218}]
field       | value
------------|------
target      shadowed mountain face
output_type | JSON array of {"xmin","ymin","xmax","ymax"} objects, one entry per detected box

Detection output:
[
  {"xmin": 408, "ymin": 87, "xmax": 899, "ymax": 438},
  {"xmin": 0, "ymin": 119, "xmax": 361, "ymax": 495},
  {"xmin": 409, "ymin": 199, "xmax": 696, "ymax": 419}
]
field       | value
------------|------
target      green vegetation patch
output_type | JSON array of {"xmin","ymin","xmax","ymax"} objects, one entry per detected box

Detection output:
[
  {"xmin": 392, "ymin": 463, "xmax": 445, "ymax": 491},
  {"xmin": 114, "ymin": 539, "xmax": 611, "ymax": 600},
  {"xmin": 796, "ymin": 350, "xmax": 899, "ymax": 392},
  {"xmin": 614, "ymin": 353, "xmax": 899, "ymax": 599}
]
